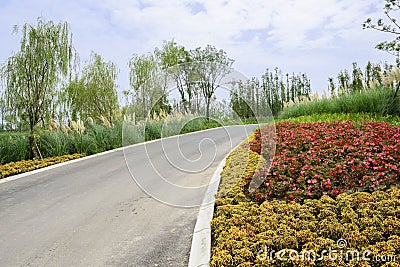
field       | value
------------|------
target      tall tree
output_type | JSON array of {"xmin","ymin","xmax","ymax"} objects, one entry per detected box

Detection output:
[
  {"xmin": 129, "ymin": 54, "xmax": 155, "ymax": 119},
  {"xmin": 155, "ymin": 40, "xmax": 189, "ymax": 112},
  {"xmin": 1, "ymin": 18, "xmax": 76, "ymax": 157},
  {"xmin": 129, "ymin": 53, "xmax": 169, "ymax": 119},
  {"xmin": 65, "ymin": 52, "xmax": 119, "ymax": 123},
  {"xmin": 350, "ymin": 62, "xmax": 364, "ymax": 92},
  {"xmin": 63, "ymin": 76, "xmax": 83, "ymax": 121},
  {"xmin": 338, "ymin": 70, "xmax": 350, "ymax": 95},
  {"xmin": 0, "ymin": 91, "xmax": 5, "ymax": 131},
  {"xmin": 155, "ymin": 40, "xmax": 200, "ymax": 113},
  {"xmin": 364, "ymin": 61, "xmax": 373, "ymax": 89},
  {"xmin": 257, "ymin": 68, "xmax": 311, "ymax": 116},
  {"xmin": 230, "ymin": 81, "xmax": 253, "ymax": 119},
  {"xmin": 191, "ymin": 45, "xmax": 234, "ymax": 120},
  {"xmin": 363, "ymin": 0, "xmax": 400, "ymax": 64},
  {"xmin": 84, "ymin": 52, "xmax": 119, "ymax": 123},
  {"xmin": 328, "ymin": 77, "xmax": 336, "ymax": 97}
]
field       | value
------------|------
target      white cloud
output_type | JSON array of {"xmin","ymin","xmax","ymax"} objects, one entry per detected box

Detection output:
[{"xmin": 0, "ymin": 0, "xmax": 395, "ymax": 95}]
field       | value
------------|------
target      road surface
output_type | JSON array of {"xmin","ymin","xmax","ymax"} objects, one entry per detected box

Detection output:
[{"xmin": 0, "ymin": 125, "xmax": 257, "ymax": 266}]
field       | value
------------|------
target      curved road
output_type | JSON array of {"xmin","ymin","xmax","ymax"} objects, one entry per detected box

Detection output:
[{"xmin": 0, "ymin": 125, "xmax": 257, "ymax": 266}]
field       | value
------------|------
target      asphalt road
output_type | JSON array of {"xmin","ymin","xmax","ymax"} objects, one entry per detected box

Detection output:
[{"xmin": 0, "ymin": 125, "xmax": 257, "ymax": 267}]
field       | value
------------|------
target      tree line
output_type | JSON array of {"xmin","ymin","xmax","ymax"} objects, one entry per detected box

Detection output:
[
  {"xmin": 126, "ymin": 41, "xmax": 234, "ymax": 120},
  {"xmin": 0, "ymin": 18, "xmax": 289, "ymax": 156},
  {"xmin": 328, "ymin": 61, "xmax": 399, "ymax": 97},
  {"xmin": 0, "ymin": 18, "xmax": 309, "ymax": 134},
  {"xmin": 230, "ymin": 70, "xmax": 311, "ymax": 118}
]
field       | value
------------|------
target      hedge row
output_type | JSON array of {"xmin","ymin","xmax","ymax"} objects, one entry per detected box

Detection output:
[{"xmin": 0, "ymin": 154, "xmax": 85, "ymax": 179}]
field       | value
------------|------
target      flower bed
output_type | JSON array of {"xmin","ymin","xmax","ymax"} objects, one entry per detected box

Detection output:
[
  {"xmin": 211, "ymin": 120, "xmax": 400, "ymax": 266},
  {"xmin": 0, "ymin": 154, "xmax": 85, "ymax": 179},
  {"xmin": 211, "ymin": 188, "xmax": 400, "ymax": 267},
  {"xmin": 249, "ymin": 121, "xmax": 400, "ymax": 202}
]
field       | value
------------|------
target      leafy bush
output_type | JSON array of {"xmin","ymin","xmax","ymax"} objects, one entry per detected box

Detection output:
[
  {"xmin": 0, "ymin": 154, "xmax": 85, "ymax": 179},
  {"xmin": 37, "ymin": 124, "xmax": 122, "ymax": 157},
  {"xmin": 71, "ymin": 134, "xmax": 97, "ymax": 155},
  {"xmin": 37, "ymin": 132, "xmax": 74, "ymax": 157},
  {"xmin": 1, "ymin": 114, "xmax": 247, "ymax": 165},
  {"xmin": 0, "ymin": 133, "xmax": 31, "ymax": 164},
  {"xmin": 122, "ymin": 123, "xmax": 145, "ymax": 146},
  {"xmin": 87, "ymin": 123, "xmax": 122, "ymax": 152},
  {"xmin": 144, "ymin": 121, "xmax": 163, "ymax": 141},
  {"xmin": 249, "ymin": 121, "xmax": 400, "ymax": 203},
  {"xmin": 180, "ymin": 117, "xmax": 222, "ymax": 134},
  {"xmin": 215, "ymin": 146, "xmax": 265, "ymax": 203}
]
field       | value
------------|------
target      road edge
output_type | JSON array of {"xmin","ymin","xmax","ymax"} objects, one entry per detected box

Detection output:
[
  {"xmin": 188, "ymin": 123, "xmax": 260, "ymax": 266},
  {"xmin": 188, "ymin": 155, "xmax": 226, "ymax": 267}
]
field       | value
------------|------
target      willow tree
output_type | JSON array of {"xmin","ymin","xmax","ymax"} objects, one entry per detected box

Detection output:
[
  {"xmin": 129, "ymin": 54, "xmax": 156, "ymax": 119},
  {"xmin": 65, "ymin": 52, "xmax": 119, "ymax": 123},
  {"xmin": 0, "ymin": 91, "xmax": 5, "ymax": 131},
  {"xmin": 2, "ymin": 18, "xmax": 76, "ymax": 158},
  {"xmin": 85, "ymin": 52, "xmax": 119, "ymax": 123},
  {"xmin": 129, "ymin": 53, "xmax": 170, "ymax": 119}
]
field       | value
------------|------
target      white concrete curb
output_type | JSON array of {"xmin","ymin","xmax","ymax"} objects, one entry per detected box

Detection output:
[
  {"xmin": 188, "ymin": 156, "xmax": 226, "ymax": 267},
  {"xmin": 0, "ymin": 125, "xmax": 232, "ymax": 185},
  {"xmin": 188, "ymin": 124, "xmax": 259, "ymax": 266}
]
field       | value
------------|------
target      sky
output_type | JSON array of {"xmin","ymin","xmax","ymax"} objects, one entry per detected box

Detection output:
[{"xmin": 0, "ymin": 0, "xmax": 397, "ymax": 100}]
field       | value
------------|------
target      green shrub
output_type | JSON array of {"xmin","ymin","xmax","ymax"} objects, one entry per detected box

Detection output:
[
  {"xmin": 0, "ymin": 114, "xmax": 274, "ymax": 165},
  {"xmin": 86, "ymin": 123, "xmax": 122, "ymax": 152},
  {"xmin": 279, "ymin": 86, "xmax": 400, "ymax": 119},
  {"xmin": 72, "ymin": 134, "xmax": 97, "ymax": 155},
  {"xmin": 122, "ymin": 123, "xmax": 145, "ymax": 146},
  {"xmin": 277, "ymin": 113, "xmax": 400, "ymax": 126},
  {"xmin": 144, "ymin": 121, "xmax": 163, "ymax": 141},
  {"xmin": 0, "ymin": 134, "xmax": 30, "ymax": 164},
  {"xmin": 180, "ymin": 117, "xmax": 222, "ymax": 134},
  {"xmin": 37, "ymin": 132, "xmax": 73, "ymax": 157}
]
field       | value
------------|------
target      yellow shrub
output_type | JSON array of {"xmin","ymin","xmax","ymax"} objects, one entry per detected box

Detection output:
[
  {"xmin": 216, "ymin": 145, "xmax": 265, "ymax": 203},
  {"xmin": 211, "ymin": 187, "xmax": 400, "ymax": 266},
  {"xmin": 0, "ymin": 154, "xmax": 85, "ymax": 179}
]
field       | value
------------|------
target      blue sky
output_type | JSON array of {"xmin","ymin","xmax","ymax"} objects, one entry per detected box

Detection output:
[{"xmin": 0, "ymin": 0, "xmax": 396, "ymax": 98}]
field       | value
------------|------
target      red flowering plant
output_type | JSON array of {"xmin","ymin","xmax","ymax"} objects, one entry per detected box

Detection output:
[
  {"xmin": 245, "ymin": 121, "xmax": 400, "ymax": 203},
  {"xmin": 249, "ymin": 128, "xmax": 262, "ymax": 154},
  {"xmin": 244, "ymin": 124, "xmax": 277, "ymax": 193},
  {"xmin": 246, "ymin": 124, "xmax": 276, "ymax": 159}
]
